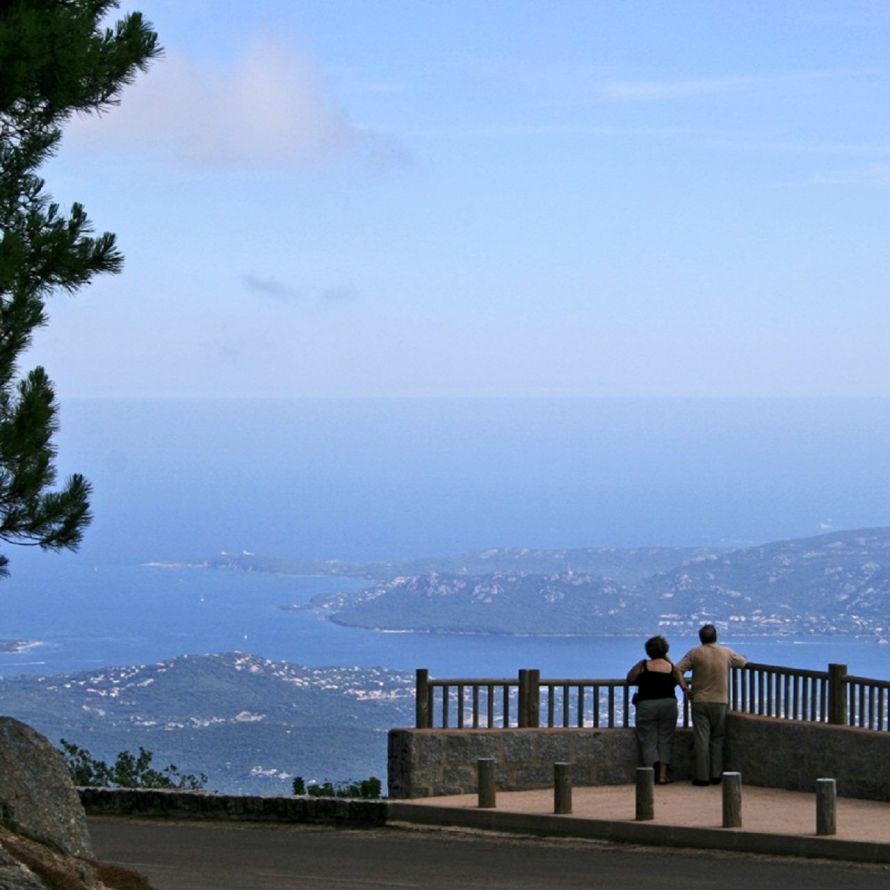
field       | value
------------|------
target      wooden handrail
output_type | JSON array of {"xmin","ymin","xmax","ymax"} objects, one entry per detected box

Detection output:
[{"xmin": 415, "ymin": 661, "xmax": 890, "ymax": 733}]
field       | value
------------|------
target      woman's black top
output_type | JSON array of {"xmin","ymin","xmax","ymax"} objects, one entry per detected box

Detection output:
[{"xmin": 635, "ymin": 661, "xmax": 678, "ymax": 701}]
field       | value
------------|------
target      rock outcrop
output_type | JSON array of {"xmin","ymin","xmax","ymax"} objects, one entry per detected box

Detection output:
[
  {"xmin": 0, "ymin": 716, "xmax": 152, "ymax": 889},
  {"xmin": 0, "ymin": 717, "xmax": 92, "ymax": 858}
]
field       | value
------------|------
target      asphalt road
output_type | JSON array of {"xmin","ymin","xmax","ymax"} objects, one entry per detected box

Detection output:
[{"xmin": 89, "ymin": 818, "xmax": 890, "ymax": 890}]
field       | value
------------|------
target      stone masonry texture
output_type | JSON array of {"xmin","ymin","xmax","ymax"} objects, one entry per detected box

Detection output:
[
  {"xmin": 387, "ymin": 727, "xmax": 695, "ymax": 798},
  {"xmin": 389, "ymin": 715, "xmax": 890, "ymax": 800}
]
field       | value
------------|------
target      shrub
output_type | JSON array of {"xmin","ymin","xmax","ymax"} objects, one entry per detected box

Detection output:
[
  {"xmin": 60, "ymin": 740, "xmax": 206, "ymax": 790},
  {"xmin": 292, "ymin": 775, "xmax": 382, "ymax": 799}
]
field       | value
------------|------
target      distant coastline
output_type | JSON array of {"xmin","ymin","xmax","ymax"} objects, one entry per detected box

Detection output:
[
  {"xmin": 210, "ymin": 528, "xmax": 890, "ymax": 640},
  {"xmin": 142, "ymin": 561, "xmax": 210, "ymax": 570},
  {"xmin": 0, "ymin": 640, "xmax": 41, "ymax": 655}
]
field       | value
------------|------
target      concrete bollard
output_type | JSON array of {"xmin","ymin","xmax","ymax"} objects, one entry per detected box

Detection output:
[
  {"xmin": 722, "ymin": 772, "xmax": 742, "ymax": 828},
  {"xmin": 477, "ymin": 758, "xmax": 496, "ymax": 809},
  {"xmin": 554, "ymin": 762, "xmax": 572, "ymax": 815},
  {"xmin": 816, "ymin": 778, "xmax": 837, "ymax": 835},
  {"xmin": 635, "ymin": 767, "xmax": 654, "ymax": 821}
]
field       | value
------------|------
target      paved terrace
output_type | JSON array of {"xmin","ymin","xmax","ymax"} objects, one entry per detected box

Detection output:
[{"xmin": 396, "ymin": 782, "xmax": 890, "ymax": 863}]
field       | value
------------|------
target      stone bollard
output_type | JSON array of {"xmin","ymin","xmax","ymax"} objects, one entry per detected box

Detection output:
[
  {"xmin": 477, "ymin": 758, "xmax": 496, "ymax": 809},
  {"xmin": 722, "ymin": 772, "xmax": 742, "ymax": 828},
  {"xmin": 554, "ymin": 762, "xmax": 572, "ymax": 815},
  {"xmin": 816, "ymin": 778, "xmax": 837, "ymax": 835},
  {"xmin": 635, "ymin": 767, "xmax": 654, "ymax": 821}
]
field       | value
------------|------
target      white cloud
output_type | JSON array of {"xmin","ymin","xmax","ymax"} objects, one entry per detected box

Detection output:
[
  {"xmin": 347, "ymin": 79, "xmax": 405, "ymax": 96},
  {"xmin": 712, "ymin": 139, "xmax": 890, "ymax": 158},
  {"xmin": 594, "ymin": 74, "xmax": 757, "ymax": 103},
  {"xmin": 240, "ymin": 274, "xmax": 359, "ymax": 306},
  {"xmin": 812, "ymin": 163, "xmax": 890, "ymax": 185},
  {"xmin": 321, "ymin": 283, "xmax": 358, "ymax": 303},
  {"xmin": 65, "ymin": 36, "xmax": 394, "ymax": 169},
  {"xmin": 586, "ymin": 67, "xmax": 882, "ymax": 104},
  {"xmin": 241, "ymin": 275, "xmax": 300, "ymax": 300}
]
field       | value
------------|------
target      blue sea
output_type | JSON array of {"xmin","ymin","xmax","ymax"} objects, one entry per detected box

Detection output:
[{"xmin": 2, "ymin": 397, "xmax": 890, "ymax": 681}]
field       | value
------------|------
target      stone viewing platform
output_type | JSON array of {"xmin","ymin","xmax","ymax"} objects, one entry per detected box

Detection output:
[
  {"xmin": 378, "ymin": 658, "xmax": 890, "ymax": 862},
  {"xmin": 389, "ymin": 660, "xmax": 890, "ymax": 801},
  {"xmin": 394, "ymin": 781, "xmax": 890, "ymax": 864}
]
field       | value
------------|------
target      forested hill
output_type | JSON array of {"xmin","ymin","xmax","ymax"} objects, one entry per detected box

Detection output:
[
  {"xmin": 208, "ymin": 544, "xmax": 718, "ymax": 585},
  {"xmin": 0, "ymin": 653, "xmax": 414, "ymax": 795},
  {"xmin": 283, "ymin": 528, "xmax": 890, "ymax": 638}
]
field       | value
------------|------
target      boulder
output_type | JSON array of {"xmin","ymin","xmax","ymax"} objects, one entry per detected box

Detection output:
[
  {"xmin": 0, "ymin": 825, "xmax": 98, "ymax": 889},
  {"xmin": 0, "ymin": 718, "xmax": 154, "ymax": 889},
  {"xmin": 0, "ymin": 717, "xmax": 92, "ymax": 858},
  {"xmin": 0, "ymin": 843, "xmax": 47, "ymax": 889}
]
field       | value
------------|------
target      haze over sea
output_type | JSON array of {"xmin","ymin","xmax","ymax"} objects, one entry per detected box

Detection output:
[{"xmin": 3, "ymin": 397, "xmax": 890, "ymax": 680}]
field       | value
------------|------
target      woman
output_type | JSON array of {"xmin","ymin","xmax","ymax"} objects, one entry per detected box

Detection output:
[{"xmin": 626, "ymin": 635, "xmax": 688, "ymax": 784}]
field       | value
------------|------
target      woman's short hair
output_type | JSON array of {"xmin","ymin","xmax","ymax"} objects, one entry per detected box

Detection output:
[{"xmin": 644, "ymin": 635, "xmax": 669, "ymax": 659}]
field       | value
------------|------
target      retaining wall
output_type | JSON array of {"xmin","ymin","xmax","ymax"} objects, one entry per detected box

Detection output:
[
  {"xmin": 79, "ymin": 787, "xmax": 387, "ymax": 825},
  {"xmin": 387, "ymin": 727, "xmax": 695, "ymax": 798},
  {"xmin": 726, "ymin": 714, "xmax": 890, "ymax": 800},
  {"xmin": 389, "ymin": 714, "xmax": 890, "ymax": 800}
]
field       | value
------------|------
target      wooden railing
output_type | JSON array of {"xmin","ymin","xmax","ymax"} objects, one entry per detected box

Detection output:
[
  {"xmin": 846, "ymin": 672, "xmax": 890, "ymax": 730},
  {"xmin": 415, "ymin": 668, "xmax": 690, "ymax": 730},
  {"xmin": 729, "ymin": 662, "xmax": 832, "ymax": 722},
  {"xmin": 415, "ymin": 662, "xmax": 887, "ymax": 732}
]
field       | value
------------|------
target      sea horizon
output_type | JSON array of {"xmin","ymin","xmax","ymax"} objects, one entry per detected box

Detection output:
[{"xmin": 0, "ymin": 395, "xmax": 885, "ymax": 681}]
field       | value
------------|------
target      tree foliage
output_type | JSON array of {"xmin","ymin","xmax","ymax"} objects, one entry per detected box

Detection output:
[
  {"xmin": 292, "ymin": 775, "xmax": 383, "ymax": 799},
  {"xmin": 0, "ymin": 1, "xmax": 159, "ymax": 574},
  {"xmin": 60, "ymin": 739, "xmax": 206, "ymax": 790}
]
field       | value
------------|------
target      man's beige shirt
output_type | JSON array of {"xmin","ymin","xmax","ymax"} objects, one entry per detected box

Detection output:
[{"xmin": 676, "ymin": 643, "xmax": 747, "ymax": 704}]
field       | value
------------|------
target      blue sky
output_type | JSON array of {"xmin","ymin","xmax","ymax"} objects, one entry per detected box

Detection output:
[{"xmin": 27, "ymin": 0, "xmax": 890, "ymax": 397}]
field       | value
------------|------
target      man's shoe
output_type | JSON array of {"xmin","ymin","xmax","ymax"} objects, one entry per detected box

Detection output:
[
  {"xmin": 710, "ymin": 777, "xmax": 722, "ymax": 785},
  {"xmin": 691, "ymin": 779, "xmax": 710, "ymax": 787}
]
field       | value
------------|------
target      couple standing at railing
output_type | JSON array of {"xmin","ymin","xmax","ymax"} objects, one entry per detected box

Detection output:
[{"xmin": 626, "ymin": 624, "xmax": 748, "ymax": 786}]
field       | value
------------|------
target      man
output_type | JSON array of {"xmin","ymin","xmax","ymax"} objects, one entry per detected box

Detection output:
[{"xmin": 676, "ymin": 624, "xmax": 747, "ymax": 786}]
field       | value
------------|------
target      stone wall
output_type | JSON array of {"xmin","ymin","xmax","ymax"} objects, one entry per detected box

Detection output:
[
  {"xmin": 79, "ymin": 787, "xmax": 387, "ymax": 825},
  {"xmin": 388, "ymin": 727, "xmax": 695, "ymax": 798},
  {"xmin": 726, "ymin": 714, "xmax": 890, "ymax": 800},
  {"xmin": 389, "ymin": 715, "xmax": 890, "ymax": 800}
]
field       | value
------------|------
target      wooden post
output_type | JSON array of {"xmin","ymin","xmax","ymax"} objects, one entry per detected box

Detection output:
[
  {"xmin": 635, "ymin": 767, "xmax": 654, "ymax": 821},
  {"xmin": 415, "ymin": 668, "xmax": 430, "ymax": 729},
  {"xmin": 828, "ymin": 664, "xmax": 848, "ymax": 725},
  {"xmin": 554, "ymin": 762, "xmax": 572, "ymax": 815},
  {"xmin": 518, "ymin": 669, "xmax": 529, "ymax": 728},
  {"xmin": 722, "ymin": 772, "xmax": 742, "ymax": 828},
  {"xmin": 816, "ymin": 778, "xmax": 837, "ymax": 835},
  {"xmin": 529, "ymin": 669, "xmax": 541, "ymax": 728},
  {"xmin": 477, "ymin": 758, "xmax": 496, "ymax": 808}
]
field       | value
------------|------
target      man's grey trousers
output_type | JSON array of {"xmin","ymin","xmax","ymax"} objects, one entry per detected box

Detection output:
[{"xmin": 691, "ymin": 701, "xmax": 727, "ymax": 782}]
